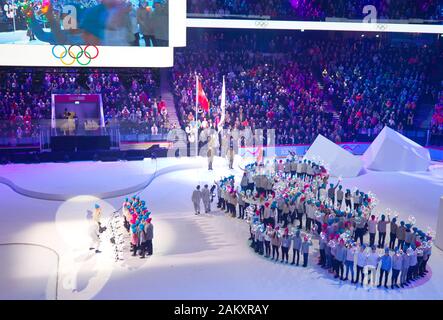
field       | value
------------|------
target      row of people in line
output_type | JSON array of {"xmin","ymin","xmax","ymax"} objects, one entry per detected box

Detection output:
[
  {"xmin": 212, "ymin": 159, "xmax": 433, "ymax": 289},
  {"xmin": 249, "ymin": 218, "xmax": 430, "ymax": 289},
  {"xmin": 251, "ymin": 226, "xmax": 312, "ymax": 267}
]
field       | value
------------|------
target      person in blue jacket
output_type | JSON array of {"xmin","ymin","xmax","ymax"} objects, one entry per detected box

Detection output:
[
  {"xmin": 391, "ymin": 248, "xmax": 402, "ymax": 289},
  {"xmin": 334, "ymin": 239, "xmax": 346, "ymax": 280},
  {"xmin": 291, "ymin": 229, "xmax": 302, "ymax": 266},
  {"xmin": 301, "ymin": 235, "xmax": 312, "ymax": 267},
  {"xmin": 378, "ymin": 247, "xmax": 392, "ymax": 288}
]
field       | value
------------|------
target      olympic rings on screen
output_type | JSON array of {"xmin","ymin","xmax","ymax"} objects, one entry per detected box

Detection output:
[
  {"xmin": 59, "ymin": 51, "xmax": 76, "ymax": 66},
  {"xmin": 255, "ymin": 20, "xmax": 269, "ymax": 28},
  {"xmin": 52, "ymin": 45, "xmax": 67, "ymax": 59},
  {"xmin": 67, "ymin": 45, "xmax": 84, "ymax": 59},
  {"xmin": 51, "ymin": 45, "xmax": 100, "ymax": 66},
  {"xmin": 84, "ymin": 45, "xmax": 99, "ymax": 59},
  {"xmin": 376, "ymin": 24, "xmax": 388, "ymax": 31}
]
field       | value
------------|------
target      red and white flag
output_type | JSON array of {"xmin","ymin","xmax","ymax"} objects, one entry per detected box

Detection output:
[
  {"xmin": 196, "ymin": 76, "xmax": 209, "ymax": 113},
  {"xmin": 217, "ymin": 76, "xmax": 226, "ymax": 133}
]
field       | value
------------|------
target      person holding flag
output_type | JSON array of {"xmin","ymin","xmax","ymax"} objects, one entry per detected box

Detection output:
[
  {"xmin": 218, "ymin": 76, "xmax": 226, "ymax": 133},
  {"xmin": 194, "ymin": 73, "xmax": 210, "ymax": 156}
]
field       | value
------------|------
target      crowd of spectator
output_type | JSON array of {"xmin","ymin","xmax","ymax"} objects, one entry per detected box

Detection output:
[
  {"xmin": 430, "ymin": 89, "xmax": 443, "ymax": 146},
  {"xmin": 1, "ymin": 30, "xmax": 441, "ymax": 148},
  {"xmin": 172, "ymin": 31, "xmax": 440, "ymax": 145},
  {"xmin": 0, "ymin": 67, "xmax": 168, "ymax": 142},
  {"xmin": 187, "ymin": 0, "xmax": 442, "ymax": 21},
  {"xmin": 317, "ymin": 0, "xmax": 441, "ymax": 21},
  {"xmin": 188, "ymin": 0, "xmax": 320, "ymax": 20},
  {"xmin": 0, "ymin": 71, "xmax": 45, "ymax": 140},
  {"xmin": 84, "ymin": 70, "xmax": 170, "ymax": 136}
]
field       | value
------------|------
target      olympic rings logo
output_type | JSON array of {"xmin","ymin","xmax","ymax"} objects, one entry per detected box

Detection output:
[
  {"xmin": 51, "ymin": 45, "xmax": 99, "ymax": 66},
  {"xmin": 376, "ymin": 24, "xmax": 388, "ymax": 31},
  {"xmin": 342, "ymin": 145, "xmax": 357, "ymax": 152},
  {"xmin": 255, "ymin": 20, "xmax": 269, "ymax": 28},
  {"xmin": 246, "ymin": 147, "xmax": 261, "ymax": 156}
]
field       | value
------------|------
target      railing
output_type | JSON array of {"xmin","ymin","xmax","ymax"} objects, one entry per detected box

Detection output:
[
  {"xmin": 1, "ymin": 121, "xmax": 442, "ymax": 150},
  {"xmin": 119, "ymin": 133, "xmax": 169, "ymax": 143},
  {"xmin": 0, "ymin": 136, "xmax": 40, "ymax": 148},
  {"xmin": 0, "ymin": 118, "xmax": 171, "ymax": 150},
  {"xmin": 187, "ymin": 13, "xmax": 272, "ymax": 20}
]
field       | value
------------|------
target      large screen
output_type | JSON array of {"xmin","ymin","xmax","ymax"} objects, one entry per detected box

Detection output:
[
  {"xmin": 1, "ymin": 0, "xmax": 168, "ymax": 46},
  {"xmin": 0, "ymin": 0, "xmax": 186, "ymax": 67}
]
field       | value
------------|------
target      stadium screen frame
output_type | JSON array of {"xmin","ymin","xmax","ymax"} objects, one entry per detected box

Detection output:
[
  {"xmin": 0, "ymin": 0, "xmax": 186, "ymax": 67},
  {"xmin": 186, "ymin": 18, "xmax": 443, "ymax": 35}
]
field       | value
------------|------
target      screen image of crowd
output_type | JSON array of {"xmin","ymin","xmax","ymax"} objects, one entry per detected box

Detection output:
[
  {"xmin": 1, "ymin": 29, "xmax": 442, "ymax": 146},
  {"xmin": 0, "ymin": 0, "xmax": 169, "ymax": 46},
  {"xmin": 0, "ymin": 67, "xmax": 172, "ymax": 141},
  {"xmin": 188, "ymin": 0, "xmax": 443, "ymax": 22}
]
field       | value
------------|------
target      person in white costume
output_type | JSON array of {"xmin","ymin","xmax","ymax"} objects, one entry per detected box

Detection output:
[{"xmin": 88, "ymin": 210, "xmax": 101, "ymax": 254}]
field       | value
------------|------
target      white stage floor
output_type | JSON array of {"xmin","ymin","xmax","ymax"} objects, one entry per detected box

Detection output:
[
  {"xmin": 0, "ymin": 158, "xmax": 202, "ymax": 200},
  {"xmin": 0, "ymin": 156, "xmax": 443, "ymax": 300}
]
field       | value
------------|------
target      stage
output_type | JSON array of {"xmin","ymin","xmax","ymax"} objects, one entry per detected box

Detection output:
[{"xmin": 1, "ymin": 156, "xmax": 443, "ymax": 300}]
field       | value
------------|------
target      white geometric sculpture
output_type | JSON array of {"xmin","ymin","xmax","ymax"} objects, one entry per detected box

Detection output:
[
  {"xmin": 304, "ymin": 134, "xmax": 363, "ymax": 178},
  {"xmin": 362, "ymin": 126, "xmax": 430, "ymax": 172}
]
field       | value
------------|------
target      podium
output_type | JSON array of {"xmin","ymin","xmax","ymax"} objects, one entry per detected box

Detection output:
[{"xmin": 50, "ymin": 136, "xmax": 111, "ymax": 152}]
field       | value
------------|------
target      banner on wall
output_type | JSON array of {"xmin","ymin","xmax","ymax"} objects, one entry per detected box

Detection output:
[{"xmin": 239, "ymin": 143, "xmax": 371, "ymax": 158}]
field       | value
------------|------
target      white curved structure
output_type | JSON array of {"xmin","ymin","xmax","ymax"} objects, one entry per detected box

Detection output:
[{"xmin": 0, "ymin": 158, "xmax": 202, "ymax": 201}]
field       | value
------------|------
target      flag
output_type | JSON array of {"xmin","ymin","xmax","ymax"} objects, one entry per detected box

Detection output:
[
  {"xmin": 217, "ymin": 76, "xmax": 226, "ymax": 133},
  {"xmin": 196, "ymin": 77, "xmax": 209, "ymax": 113},
  {"xmin": 256, "ymin": 145, "xmax": 264, "ymax": 164}
]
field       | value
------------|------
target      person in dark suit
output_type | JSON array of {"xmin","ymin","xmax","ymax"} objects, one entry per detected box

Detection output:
[{"xmin": 144, "ymin": 218, "xmax": 154, "ymax": 255}]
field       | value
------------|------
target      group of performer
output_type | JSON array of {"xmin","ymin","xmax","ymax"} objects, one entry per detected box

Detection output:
[
  {"xmin": 88, "ymin": 196, "xmax": 154, "ymax": 259},
  {"xmin": 122, "ymin": 195, "xmax": 154, "ymax": 259},
  {"xmin": 210, "ymin": 156, "xmax": 433, "ymax": 289}
]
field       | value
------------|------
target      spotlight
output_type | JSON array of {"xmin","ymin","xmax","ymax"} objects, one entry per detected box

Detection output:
[
  {"xmin": 300, "ymin": 29, "xmax": 304, "ymax": 32},
  {"xmin": 361, "ymin": 34, "xmax": 365, "ymax": 37},
  {"xmin": 376, "ymin": 34, "xmax": 380, "ymax": 38}
]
